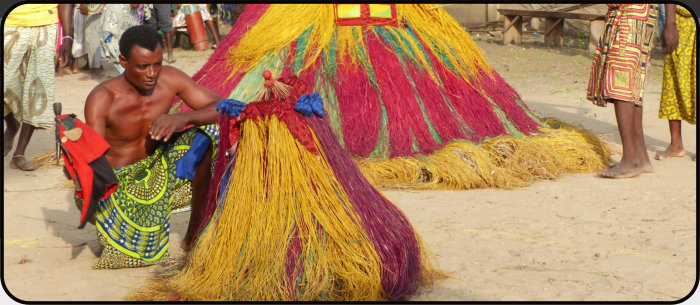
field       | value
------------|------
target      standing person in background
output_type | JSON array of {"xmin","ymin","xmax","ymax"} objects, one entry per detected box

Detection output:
[
  {"xmin": 586, "ymin": 4, "xmax": 659, "ymax": 179},
  {"xmin": 144, "ymin": 3, "xmax": 177, "ymax": 63},
  {"xmin": 100, "ymin": 4, "xmax": 142, "ymax": 74},
  {"xmin": 218, "ymin": 3, "xmax": 246, "ymax": 25},
  {"xmin": 76, "ymin": 4, "xmax": 105, "ymax": 78},
  {"xmin": 172, "ymin": 4, "xmax": 222, "ymax": 48},
  {"xmin": 655, "ymin": 4, "xmax": 696, "ymax": 161},
  {"xmin": 70, "ymin": 4, "xmax": 87, "ymax": 74},
  {"xmin": 4, "ymin": 4, "xmax": 74, "ymax": 170}
]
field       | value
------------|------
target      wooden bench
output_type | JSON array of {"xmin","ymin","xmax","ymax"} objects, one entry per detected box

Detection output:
[{"xmin": 496, "ymin": 9, "xmax": 606, "ymax": 51}]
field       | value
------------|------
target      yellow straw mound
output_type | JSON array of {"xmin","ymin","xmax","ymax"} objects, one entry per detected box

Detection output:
[
  {"xmin": 30, "ymin": 149, "xmax": 63, "ymax": 168},
  {"xmin": 129, "ymin": 116, "xmax": 385, "ymax": 301},
  {"xmin": 358, "ymin": 120, "xmax": 611, "ymax": 190}
]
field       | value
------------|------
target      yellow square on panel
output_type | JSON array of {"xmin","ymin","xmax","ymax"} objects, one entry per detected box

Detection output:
[
  {"xmin": 337, "ymin": 4, "xmax": 362, "ymax": 18},
  {"xmin": 613, "ymin": 68, "xmax": 631, "ymax": 89},
  {"xmin": 369, "ymin": 4, "xmax": 392, "ymax": 18}
]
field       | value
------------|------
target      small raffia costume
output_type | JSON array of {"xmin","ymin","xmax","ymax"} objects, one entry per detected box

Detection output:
[
  {"xmin": 588, "ymin": 4, "xmax": 659, "ymax": 106},
  {"xmin": 128, "ymin": 73, "xmax": 438, "ymax": 301},
  {"xmin": 659, "ymin": 5, "xmax": 696, "ymax": 124},
  {"xmin": 89, "ymin": 125, "xmax": 217, "ymax": 269}
]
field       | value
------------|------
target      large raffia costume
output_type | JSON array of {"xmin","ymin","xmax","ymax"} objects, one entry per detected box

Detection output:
[
  {"xmin": 129, "ymin": 73, "xmax": 438, "ymax": 301},
  {"xmin": 172, "ymin": 4, "xmax": 611, "ymax": 190}
]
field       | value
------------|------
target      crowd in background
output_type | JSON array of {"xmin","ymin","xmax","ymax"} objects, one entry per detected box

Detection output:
[{"xmin": 55, "ymin": 4, "xmax": 247, "ymax": 77}]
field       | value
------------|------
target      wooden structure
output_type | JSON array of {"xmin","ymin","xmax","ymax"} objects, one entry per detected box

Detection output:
[{"xmin": 497, "ymin": 9, "xmax": 605, "ymax": 51}]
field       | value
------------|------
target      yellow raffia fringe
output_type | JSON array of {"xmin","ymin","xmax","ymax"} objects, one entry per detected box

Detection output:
[
  {"xmin": 226, "ymin": 5, "xmax": 492, "ymax": 85},
  {"xmin": 226, "ymin": 4, "xmax": 336, "ymax": 77},
  {"xmin": 358, "ymin": 120, "xmax": 612, "ymax": 190},
  {"xmin": 129, "ymin": 116, "xmax": 386, "ymax": 301},
  {"xmin": 398, "ymin": 4, "xmax": 492, "ymax": 76}
]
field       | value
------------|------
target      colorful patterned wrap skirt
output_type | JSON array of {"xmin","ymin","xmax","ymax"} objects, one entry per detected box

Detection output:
[
  {"xmin": 89, "ymin": 125, "xmax": 218, "ymax": 269},
  {"xmin": 587, "ymin": 4, "xmax": 659, "ymax": 106}
]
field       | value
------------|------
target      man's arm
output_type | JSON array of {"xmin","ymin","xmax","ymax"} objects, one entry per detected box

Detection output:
[
  {"xmin": 662, "ymin": 4, "xmax": 679, "ymax": 55},
  {"xmin": 84, "ymin": 87, "xmax": 112, "ymax": 138},
  {"xmin": 149, "ymin": 67, "xmax": 223, "ymax": 142},
  {"xmin": 57, "ymin": 4, "xmax": 74, "ymax": 68}
]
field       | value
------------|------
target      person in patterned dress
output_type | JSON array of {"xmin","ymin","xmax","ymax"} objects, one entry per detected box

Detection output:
[
  {"xmin": 99, "ymin": 4, "xmax": 142, "ymax": 74},
  {"xmin": 655, "ymin": 4, "xmax": 696, "ymax": 161},
  {"xmin": 82, "ymin": 25, "xmax": 223, "ymax": 268},
  {"xmin": 4, "ymin": 4, "xmax": 74, "ymax": 170},
  {"xmin": 587, "ymin": 4, "xmax": 659, "ymax": 178}
]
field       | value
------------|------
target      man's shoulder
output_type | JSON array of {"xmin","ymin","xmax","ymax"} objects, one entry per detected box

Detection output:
[{"xmin": 87, "ymin": 79, "xmax": 121, "ymax": 103}]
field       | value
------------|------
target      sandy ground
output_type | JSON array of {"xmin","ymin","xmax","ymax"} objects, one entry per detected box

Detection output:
[{"xmin": 2, "ymin": 27, "xmax": 696, "ymax": 302}]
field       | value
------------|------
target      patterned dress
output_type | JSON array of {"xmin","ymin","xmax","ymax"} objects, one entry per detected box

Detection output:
[
  {"xmin": 659, "ymin": 6, "xmax": 696, "ymax": 124},
  {"xmin": 100, "ymin": 4, "xmax": 141, "ymax": 74},
  {"xmin": 587, "ymin": 4, "xmax": 659, "ymax": 106},
  {"xmin": 91, "ymin": 125, "xmax": 218, "ymax": 269}
]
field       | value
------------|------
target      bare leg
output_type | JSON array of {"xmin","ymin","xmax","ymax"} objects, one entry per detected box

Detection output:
[
  {"xmin": 4, "ymin": 114, "xmax": 20, "ymax": 156},
  {"xmin": 164, "ymin": 31, "xmax": 176, "ymax": 63},
  {"xmin": 71, "ymin": 57, "xmax": 80, "ymax": 73},
  {"xmin": 655, "ymin": 120, "xmax": 686, "ymax": 160},
  {"xmin": 204, "ymin": 20, "xmax": 221, "ymax": 46},
  {"xmin": 9, "ymin": 122, "xmax": 38, "ymax": 171},
  {"xmin": 181, "ymin": 143, "xmax": 213, "ymax": 252},
  {"xmin": 632, "ymin": 104, "xmax": 653, "ymax": 171},
  {"xmin": 598, "ymin": 101, "xmax": 652, "ymax": 178}
]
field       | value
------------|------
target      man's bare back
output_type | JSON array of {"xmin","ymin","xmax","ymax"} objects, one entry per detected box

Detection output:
[{"xmin": 84, "ymin": 43, "xmax": 221, "ymax": 168}]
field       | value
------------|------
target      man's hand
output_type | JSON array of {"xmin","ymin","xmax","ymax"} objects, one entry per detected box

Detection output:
[
  {"xmin": 78, "ymin": 4, "xmax": 89, "ymax": 15},
  {"xmin": 149, "ymin": 113, "xmax": 187, "ymax": 142},
  {"xmin": 57, "ymin": 39, "xmax": 73, "ymax": 68},
  {"xmin": 662, "ymin": 24, "xmax": 679, "ymax": 54}
]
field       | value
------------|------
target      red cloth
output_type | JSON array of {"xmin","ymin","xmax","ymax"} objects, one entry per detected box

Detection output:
[{"xmin": 58, "ymin": 115, "xmax": 118, "ymax": 225}]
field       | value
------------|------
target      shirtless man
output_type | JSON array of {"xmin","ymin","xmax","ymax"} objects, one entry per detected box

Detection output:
[{"xmin": 84, "ymin": 25, "xmax": 221, "ymax": 267}]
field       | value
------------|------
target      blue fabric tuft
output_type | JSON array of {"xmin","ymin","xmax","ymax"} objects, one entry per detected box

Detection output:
[
  {"xmin": 294, "ymin": 93, "xmax": 325, "ymax": 118},
  {"xmin": 216, "ymin": 99, "xmax": 246, "ymax": 117},
  {"xmin": 175, "ymin": 131, "xmax": 212, "ymax": 180}
]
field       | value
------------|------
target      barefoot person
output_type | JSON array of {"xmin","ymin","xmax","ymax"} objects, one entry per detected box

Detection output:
[
  {"xmin": 83, "ymin": 25, "xmax": 222, "ymax": 268},
  {"xmin": 587, "ymin": 4, "xmax": 659, "ymax": 178},
  {"xmin": 655, "ymin": 4, "xmax": 696, "ymax": 161},
  {"xmin": 143, "ymin": 4, "xmax": 177, "ymax": 63},
  {"xmin": 4, "ymin": 4, "xmax": 73, "ymax": 170}
]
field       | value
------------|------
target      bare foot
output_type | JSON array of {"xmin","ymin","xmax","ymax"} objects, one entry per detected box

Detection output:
[
  {"xmin": 89, "ymin": 68, "xmax": 104, "ymax": 79},
  {"xmin": 4, "ymin": 121, "xmax": 20, "ymax": 157},
  {"xmin": 654, "ymin": 147, "xmax": 686, "ymax": 160},
  {"xmin": 10, "ymin": 155, "xmax": 38, "ymax": 171},
  {"xmin": 597, "ymin": 162, "xmax": 652, "ymax": 179},
  {"xmin": 167, "ymin": 53, "xmax": 176, "ymax": 64}
]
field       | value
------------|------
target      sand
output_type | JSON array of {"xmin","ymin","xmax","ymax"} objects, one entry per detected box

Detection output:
[{"xmin": 2, "ymin": 29, "xmax": 696, "ymax": 302}]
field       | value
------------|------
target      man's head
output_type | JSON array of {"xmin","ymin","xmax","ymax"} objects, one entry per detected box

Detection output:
[
  {"xmin": 119, "ymin": 25, "xmax": 163, "ymax": 60},
  {"xmin": 118, "ymin": 25, "xmax": 164, "ymax": 91}
]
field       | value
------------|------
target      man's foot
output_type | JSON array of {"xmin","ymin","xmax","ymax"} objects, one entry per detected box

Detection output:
[
  {"xmin": 89, "ymin": 68, "xmax": 104, "ymax": 79},
  {"xmin": 10, "ymin": 155, "xmax": 38, "ymax": 171},
  {"xmin": 4, "ymin": 124, "xmax": 20, "ymax": 157},
  {"xmin": 597, "ymin": 162, "xmax": 652, "ymax": 179},
  {"xmin": 654, "ymin": 147, "xmax": 686, "ymax": 160},
  {"xmin": 167, "ymin": 53, "xmax": 176, "ymax": 64}
]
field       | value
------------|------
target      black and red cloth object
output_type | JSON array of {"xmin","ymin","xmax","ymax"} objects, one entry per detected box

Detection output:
[{"xmin": 57, "ymin": 114, "xmax": 118, "ymax": 229}]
